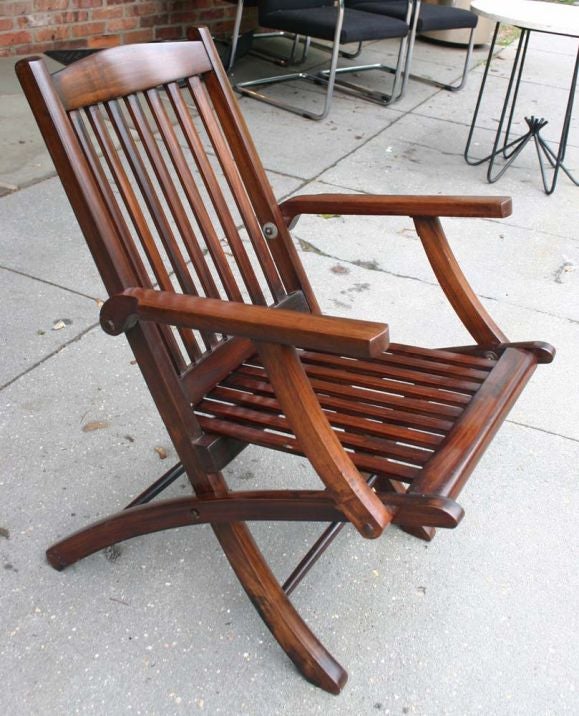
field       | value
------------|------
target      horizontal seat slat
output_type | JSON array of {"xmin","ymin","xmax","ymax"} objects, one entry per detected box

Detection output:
[
  {"xmin": 388, "ymin": 342, "xmax": 497, "ymax": 369},
  {"xmin": 297, "ymin": 351, "xmax": 483, "ymax": 393},
  {"xmin": 196, "ymin": 415, "xmax": 421, "ymax": 481},
  {"xmin": 242, "ymin": 361, "xmax": 471, "ymax": 407},
  {"xmin": 223, "ymin": 372, "xmax": 454, "ymax": 432},
  {"xmin": 234, "ymin": 364, "xmax": 463, "ymax": 419},
  {"xmin": 197, "ymin": 398, "xmax": 431, "ymax": 466},
  {"xmin": 208, "ymin": 385, "xmax": 444, "ymax": 448}
]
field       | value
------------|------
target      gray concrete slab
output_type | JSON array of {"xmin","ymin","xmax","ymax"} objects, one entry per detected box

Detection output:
[
  {"xmin": 0, "ymin": 267, "xmax": 99, "ymax": 388},
  {"xmin": 0, "ymin": 55, "xmax": 63, "ymax": 191},
  {"xmin": 237, "ymin": 86, "xmax": 403, "ymax": 179},
  {"xmin": 317, "ymin": 114, "xmax": 578, "ymax": 236},
  {"xmin": 286, "ymin": 182, "xmax": 579, "ymax": 321},
  {"xmin": 294, "ymin": 249, "xmax": 578, "ymax": 441}
]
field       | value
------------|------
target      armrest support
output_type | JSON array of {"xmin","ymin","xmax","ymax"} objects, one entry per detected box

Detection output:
[
  {"xmin": 100, "ymin": 288, "xmax": 389, "ymax": 359},
  {"xmin": 280, "ymin": 193, "xmax": 512, "ymax": 227}
]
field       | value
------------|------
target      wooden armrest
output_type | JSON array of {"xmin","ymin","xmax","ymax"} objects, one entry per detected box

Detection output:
[
  {"xmin": 280, "ymin": 194, "xmax": 512, "ymax": 226},
  {"xmin": 100, "ymin": 288, "xmax": 389, "ymax": 359}
]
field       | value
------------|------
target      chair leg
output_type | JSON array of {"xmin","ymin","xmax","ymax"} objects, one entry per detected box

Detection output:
[
  {"xmin": 236, "ymin": 8, "xmax": 407, "ymax": 121},
  {"xmin": 227, "ymin": 0, "xmax": 246, "ymax": 73},
  {"xmin": 226, "ymin": 0, "xmax": 306, "ymax": 73},
  {"xmin": 46, "ymin": 496, "xmax": 348, "ymax": 692},
  {"xmin": 236, "ymin": 18, "xmax": 344, "ymax": 121},
  {"xmin": 213, "ymin": 521, "xmax": 348, "ymax": 693},
  {"xmin": 376, "ymin": 478, "xmax": 436, "ymax": 542},
  {"xmin": 402, "ymin": 26, "xmax": 476, "ymax": 95}
]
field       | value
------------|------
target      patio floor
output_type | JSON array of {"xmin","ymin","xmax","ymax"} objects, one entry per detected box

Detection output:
[{"xmin": 1, "ymin": 29, "xmax": 578, "ymax": 715}]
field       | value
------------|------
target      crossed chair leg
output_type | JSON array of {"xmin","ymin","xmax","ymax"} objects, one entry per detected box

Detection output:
[{"xmin": 46, "ymin": 464, "xmax": 460, "ymax": 693}]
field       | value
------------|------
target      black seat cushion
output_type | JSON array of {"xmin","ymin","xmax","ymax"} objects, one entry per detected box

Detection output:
[
  {"xmin": 346, "ymin": 1, "xmax": 478, "ymax": 32},
  {"xmin": 259, "ymin": 7, "xmax": 409, "ymax": 43}
]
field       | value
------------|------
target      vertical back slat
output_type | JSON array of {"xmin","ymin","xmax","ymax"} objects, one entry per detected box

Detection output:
[
  {"xmin": 85, "ymin": 104, "xmax": 201, "ymax": 364},
  {"xmin": 106, "ymin": 97, "xmax": 218, "ymax": 352},
  {"xmin": 70, "ymin": 108, "xmax": 152, "ymax": 291},
  {"xmin": 188, "ymin": 76, "xmax": 286, "ymax": 304},
  {"xmin": 166, "ymin": 81, "xmax": 266, "ymax": 305},
  {"xmin": 125, "ymin": 93, "xmax": 224, "ymax": 304},
  {"xmin": 145, "ymin": 87, "xmax": 244, "ymax": 303}
]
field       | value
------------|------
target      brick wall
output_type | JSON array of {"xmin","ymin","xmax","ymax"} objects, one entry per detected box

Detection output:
[{"xmin": 0, "ymin": 0, "xmax": 246, "ymax": 57}]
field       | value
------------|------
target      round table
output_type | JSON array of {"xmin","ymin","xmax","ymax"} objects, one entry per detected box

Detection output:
[{"xmin": 464, "ymin": 0, "xmax": 579, "ymax": 194}]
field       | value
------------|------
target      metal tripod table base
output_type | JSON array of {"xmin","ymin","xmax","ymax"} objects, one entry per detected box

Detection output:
[{"xmin": 465, "ymin": 22, "xmax": 579, "ymax": 195}]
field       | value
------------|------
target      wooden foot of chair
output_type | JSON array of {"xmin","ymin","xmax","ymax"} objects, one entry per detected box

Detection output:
[
  {"xmin": 213, "ymin": 522, "xmax": 348, "ymax": 694},
  {"xmin": 46, "ymin": 499, "xmax": 348, "ymax": 693}
]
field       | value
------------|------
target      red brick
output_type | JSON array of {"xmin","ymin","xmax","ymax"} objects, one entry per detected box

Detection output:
[
  {"xmin": 169, "ymin": 11, "xmax": 200, "ymax": 24},
  {"xmin": 0, "ymin": 18, "xmax": 14, "ymax": 31},
  {"xmin": 121, "ymin": 28, "xmax": 154, "ymax": 43},
  {"xmin": 126, "ymin": 2, "xmax": 163, "ymax": 17},
  {"xmin": 34, "ymin": 0, "xmax": 68, "ymax": 10},
  {"xmin": 154, "ymin": 25, "xmax": 183, "ymax": 41},
  {"xmin": 92, "ymin": 6, "xmax": 123, "ymax": 20},
  {"xmin": 198, "ymin": 8, "xmax": 226, "ymax": 22},
  {"xmin": 87, "ymin": 33, "xmax": 121, "ymax": 47},
  {"xmin": 0, "ymin": 30, "xmax": 32, "ymax": 47},
  {"xmin": 106, "ymin": 0, "xmax": 136, "ymax": 4},
  {"xmin": 107, "ymin": 17, "xmax": 138, "ymax": 32},
  {"xmin": 71, "ymin": 21, "xmax": 106, "ymax": 37},
  {"xmin": 70, "ymin": 0, "xmax": 103, "ymax": 8},
  {"xmin": 2, "ymin": 1, "xmax": 34, "ymax": 14},
  {"xmin": 139, "ymin": 13, "xmax": 169, "ymax": 28},
  {"xmin": 34, "ymin": 25, "xmax": 71, "ymax": 42}
]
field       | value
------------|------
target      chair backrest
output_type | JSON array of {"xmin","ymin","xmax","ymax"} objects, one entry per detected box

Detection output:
[
  {"xmin": 261, "ymin": 0, "xmax": 334, "ymax": 14},
  {"xmin": 17, "ymin": 29, "xmax": 321, "ymax": 469}
]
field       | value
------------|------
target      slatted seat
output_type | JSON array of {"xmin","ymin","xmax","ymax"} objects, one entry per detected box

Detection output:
[
  {"xmin": 196, "ymin": 344, "xmax": 494, "ymax": 482},
  {"xmin": 16, "ymin": 29, "xmax": 554, "ymax": 695}
]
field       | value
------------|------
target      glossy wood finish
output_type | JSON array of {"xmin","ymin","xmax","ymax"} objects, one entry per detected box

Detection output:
[
  {"xmin": 17, "ymin": 30, "xmax": 553, "ymax": 694},
  {"xmin": 100, "ymin": 287, "xmax": 390, "ymax": 359},
  {"xmin": 47, "ymin": 491, "xmax": 463, "ymax": 569},
  {"xmin": 280, "ymin": 193, "xmax": 513, "ymax": 226}
]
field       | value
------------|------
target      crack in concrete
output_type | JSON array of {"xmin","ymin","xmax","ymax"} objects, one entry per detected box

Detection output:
[
  {"xmin": 506, "ymin": 419, "xmax": 579, "ymax": 445},
  {"xmin": 0, "ymin": 322, "xmax": 100, "ymax": 392},
  {"xmin": 295, "ymin": 236, "xmax": 579, "ymax": 326},
  {"xmin": 0, "ymin": 264, "xmax": 103, "ymax": 302}
]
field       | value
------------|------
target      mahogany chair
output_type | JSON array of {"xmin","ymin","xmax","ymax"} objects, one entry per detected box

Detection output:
[{"xmin": 17, "ymin": 29, "xmax": 553, "ymax": 694}]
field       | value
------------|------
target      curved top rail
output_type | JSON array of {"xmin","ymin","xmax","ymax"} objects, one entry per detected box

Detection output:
[{"xmin": 48, "ymin": 41, "xmax": 212, "ymax": 110}]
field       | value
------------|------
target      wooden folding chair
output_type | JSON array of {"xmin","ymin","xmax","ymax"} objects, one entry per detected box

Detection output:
[{"xmin": 16, "ymin": 28, "xmax": 554, "ymax": 694}]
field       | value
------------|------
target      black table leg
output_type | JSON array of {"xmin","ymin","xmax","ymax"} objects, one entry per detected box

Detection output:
[{"xmin": 465, "ymin": 25, "xmax": 578, "ymax": 194}]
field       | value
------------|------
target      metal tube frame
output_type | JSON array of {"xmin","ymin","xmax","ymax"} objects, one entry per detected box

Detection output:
[
  {"xmin": 464, "ymin": 23, "xmax": 579, "ymax": 195},
  {"xmin": 227, "ymin": 0, "xmax": 310, "ymax": 73},
  {"xmin": 400, "ymin": 0, "xmax": 476, "ymax": 96},
  {"xmin": 235, "ymin": 0, "xmax": 409, "ymax": 121}
]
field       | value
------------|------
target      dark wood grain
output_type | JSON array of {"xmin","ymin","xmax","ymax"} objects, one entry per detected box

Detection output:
[
  {"xmin": 17, "ymin": 32, "xmax": 553, "ymax": 695},
  {"xmin": 100, "ymin": 287, "xmax": 390, "ymax": 359},
  {"xmin": 280, "ymin": 193, "xmax": 513, "ymax": 227}
]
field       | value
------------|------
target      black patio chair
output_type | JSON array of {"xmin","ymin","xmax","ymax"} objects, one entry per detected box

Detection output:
[
  {"xmin": 223, "ymin": 0, "xmax": 307, "ymax": 72},
  {"xmin": 346, "ymin": 0, "xmax": 478, "ymax": 95},
  {"xmin": 235, "ymin": 0, "xmax": 410, "ymax": 120}
]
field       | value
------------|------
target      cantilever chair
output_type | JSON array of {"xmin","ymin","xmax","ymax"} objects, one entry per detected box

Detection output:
[
  {"xmin": 17, "ymin": 30, "xmax": 553, "ymax": 693},
  {"xmin": 346, "ymin": 0, "xmax": 478, "ymax": 95},
  {"xmin": 236, "ymin": 0, "xmax": 410, "ymax": 120},
  {"xmin": 222, "ymin": 0, "xmax": 306, "ymax": 72}
]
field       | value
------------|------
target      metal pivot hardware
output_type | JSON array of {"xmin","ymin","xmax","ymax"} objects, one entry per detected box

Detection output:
[{"xmin": 262, "ymin": 222, "xmax": 279, "ymax": 240}]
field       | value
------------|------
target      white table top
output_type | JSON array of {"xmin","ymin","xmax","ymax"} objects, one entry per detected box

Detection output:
[{"xmin": 471, "ymin": 0, "xmax": 579, "ymax": 37}]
